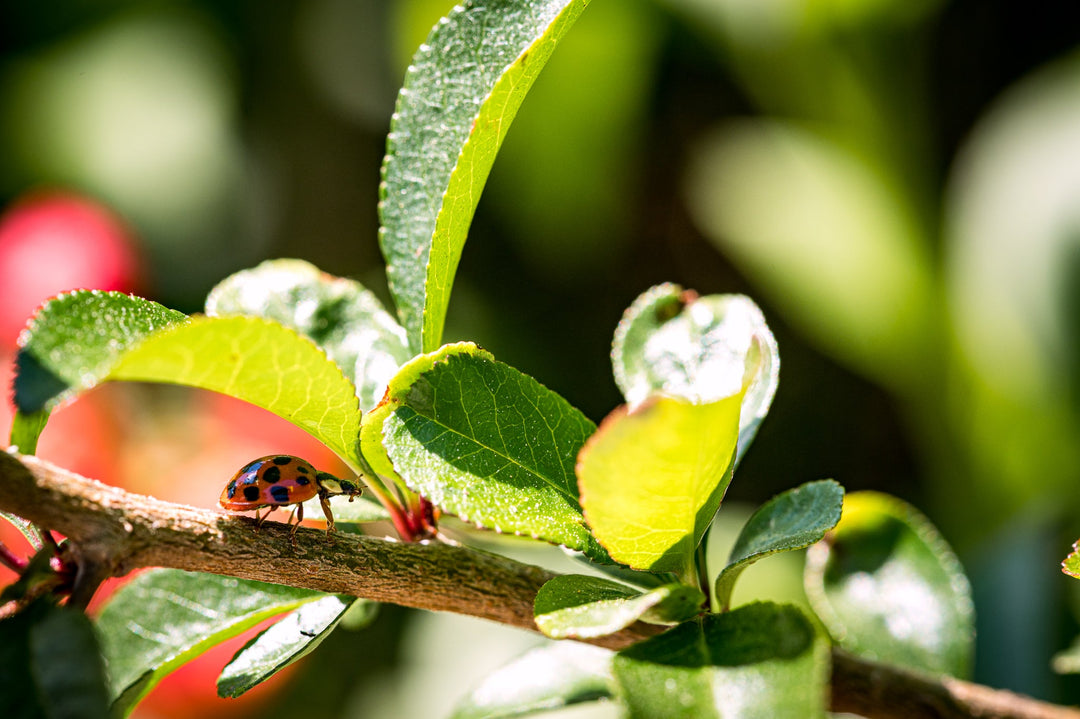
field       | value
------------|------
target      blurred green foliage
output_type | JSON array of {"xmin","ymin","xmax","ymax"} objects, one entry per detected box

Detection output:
[{"xmin": 3, "ymin": 0, "xmax": 1080, "ymax": 713}]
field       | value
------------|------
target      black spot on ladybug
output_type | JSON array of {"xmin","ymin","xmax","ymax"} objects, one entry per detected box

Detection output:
[
  {"xmin": 272, "ymin": 456, "xmax": 293, "ymax": 465},
  {"xmin": 296, "ymin": 465, "xmax": 309, "ymax": 474},
  {"xmin": 226, "ymin": 480, "xmax": 237, "ymax": 499},
  {"xmin": 243, "ymin": 485, "xmax": 261, "ymax": 502},
  {"xmin": 263, "ymin": 466, "xmax": 282, "ymax": 483},
  {"xmin": 270, "ymin": 485, "xmax": 290, "ymax": 503},
  {"xmin": 296, "ymin": 475, "xmax": 310, "ymax": 485}
]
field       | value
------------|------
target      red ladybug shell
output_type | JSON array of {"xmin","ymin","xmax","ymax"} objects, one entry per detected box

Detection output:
[{"xmin": 220, "ymin": 455, "xmax": 320, "ymax": 511}]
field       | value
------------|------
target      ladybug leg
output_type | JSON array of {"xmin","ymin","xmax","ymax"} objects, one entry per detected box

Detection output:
[
  {"xmin": 287, "ymin": 503, "xmax": 303, "ymax": 546},
  {"xmin": 319, "ymin": 492, "xmax": 336, "ymax": 538}
]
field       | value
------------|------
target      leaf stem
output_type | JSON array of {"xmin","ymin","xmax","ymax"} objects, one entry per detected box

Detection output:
[{"xmin": 695, "ymin": 534, "xmax": 712, "ymax": 610}]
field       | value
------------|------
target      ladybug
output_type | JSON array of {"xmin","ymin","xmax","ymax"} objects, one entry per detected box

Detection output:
[{"xmin": 220, "ymin": 455, "xmax": 363, "ymax": 541}]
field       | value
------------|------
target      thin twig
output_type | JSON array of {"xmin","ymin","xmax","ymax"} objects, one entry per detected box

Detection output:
[{"xmin": 0, "ymin": 450, "xmax": 1077, "ymax": 719}]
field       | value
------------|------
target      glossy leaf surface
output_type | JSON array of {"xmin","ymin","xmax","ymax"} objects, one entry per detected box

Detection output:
[
  {"xmin": 715, "ymin": 479, "xmax": 843, "ymax": 610},
  {"xmin": 206, "ymin": 258, "xmax": 410, "ymax": 411},
  {"xmin": 534, "ymin": 574, "xmax": 703, "ymax": 639},
  {"xmin": 613, "ymin": 602, "xmax": 829, "ymax": 719},
  {"xmin": 380, "ymin": 0, "xmax": 592, "ymax": 354},
  {"xmin": 365, "ymin": 342, "xmax": 605, "ymax": 559},
  {"xmin": 804, "ymin": 491, "xmax": 974, "ymax": 678},
  {"xmin": 217, "ymin": 595, "xmax": 359, "ymax": 698},
  {"xmin": 95, "ymin": 570, "xmax": 325, "ymax": 715},
  {"xmin": 450, "ymin": 642, "xmax": 614, "ymax": 719},
  {"xmin": 13, "ymin": 291, "xmax": 187, "ymax": 415},
  {"xmin": 12, "ymin": 292, "xmax": 363, "ymax": 468},
  {"xmin": 578, "ymin": 394, "xmax": 742, "ymax": 574},
  {"xmin": 611, "ymin": 284, "xmax": 778, "ymax": 463}
]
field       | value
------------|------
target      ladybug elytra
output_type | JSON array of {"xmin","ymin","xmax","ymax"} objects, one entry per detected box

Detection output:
[{"xmin": 220, "ymin": 455, "xmax": 362, "ymax": 541}]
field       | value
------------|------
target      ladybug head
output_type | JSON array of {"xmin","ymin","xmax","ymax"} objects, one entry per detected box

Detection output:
[{"xmin": 315, "ymin": 472, "xmax": 363, "ymax": 500}]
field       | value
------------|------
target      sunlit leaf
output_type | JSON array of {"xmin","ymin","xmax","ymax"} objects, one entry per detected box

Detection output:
[
  {"xmin": 578, "ymin": 394, "xmax": 742, "ymax": 575},
  {"xmin": 715, "ymin": 479, "xmax": 843, "ymax": 610},
  {"xmin": 534, "ymin": 574, "xmax": 703, "ymax": 639},
  {"xmin": 364, "ymin": 342, "xmax": 606, "ymax": 560},
  {"xmin": 380, "ymin": 0, "xmax": 592, "ymax": 354},
  {"xmin": 206, "ymin": 258, "xmax": 411, "ymax": 412},
  {"xmin": 110, "ymin": 316, "xmax": 362, "ymax": 467},
  {"xmin": 804, "ymin": 491, "xmax": 974, "ymax": 678},
  {"xmin": 12, "ymin": 291, "xmax": 187, "ymax": 451},
  {"xmin": 217, "ymin": 595, "xmax": 360, "ymax": 698},
  {"xmin": 1063, "ymin": 543, "xmax": 1080, "ymax": 580},
  {"xmin": 613, "ymin": 602, "xmax": 829, "ymax": 719},
  {"xmin": 450, "ymin": 642, "xmax": 615, "ymax": 719},
  {"xmin": 611, "ymin": 284, "xmax": 778, "ymax": 463},
  {"xmin": 95, "ymin": 569, "xmax": 325, "ymax": 715},
  {"xmin": 12, "ymin": 292, "xmax": 364, "ymax": 468}
]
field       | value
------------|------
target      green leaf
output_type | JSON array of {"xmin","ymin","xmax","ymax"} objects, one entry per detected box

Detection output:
[
  {"xmin": 578, "ymin": 394, "xmax": 742, "ymax": 575},
  {"xmin": 612, "ymin": 284, "xmax": 779, "ymax": 464},
  {"xmin": 380, "ymin": 0, "xmax": 592, "ymax": 354},
  {"xmin": 1064, "ymin": 543, "xmax": 1080, "ymax": 579},
  {"xmin": 8, "ymin": 411, "xmax": 49, "ymax": 455},
  {"xmin": 13, "ymin": 291, "xmax": 364, "ymax": 468},
  {"xmin": 804, "ymin": 491, "xmax": 974, "ymax": 679},
  {"xmin": 364, "ymin": 342, "xmax": 605, "ymax": 559},
  {"xmin": 715, "ymin": 480, "xmax": 844, "ymax": 611},
  {"xmin": 109, "ymin": 316, "xmax": 362, "ymax": 466},
  {"xmin": 29, "ymin": 604, "xmax": 112, "ymax": 719},
  {"xmin": 0, "ymin": 510, "xmax": 43, "ymax": 550},
  {"xmin": 1, "ymin": 600, "xmax": 112, "ymax": 719},
  {"xmin": 206, "ymin": 259, "xmax": 411, "ymax": 412},
  {"xmin": 450, "ymin": 642, "xmax": 615, "ymax": 719},
  {"xmin": 613, "ymin": 602, "xmax": 829, "ymax": 719},
  {"xmin": 217, "ymin": 595, "xmax": 358, "ymax": 698},
  {"xmin": 14, "ymin": 291, "xmax": 188, "ymax": 415},
  {"xmin": 534, "ymin": 574, "xmax": 703, "ymax": 640},
  {"xmin": 95, "ymin": 569, "xmax": 326, "ymax": 715}
]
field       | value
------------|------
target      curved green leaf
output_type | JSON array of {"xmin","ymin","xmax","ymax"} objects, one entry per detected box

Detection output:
[
  {"xmin": 450, "ymin": 642, "xmax": 614, "ymax": 719},
  {"xmin": 206, "ymin": 259, "xmax": 411, "ymax": 412},
  {"xmin": 108, "ymin": 315, "xmax": 362, "ymax": 467},
  {"xmin": 364, "ymin": 342, "xmax": 605, "ymax": 560},
  {"xmin": 14, "ymin": 291, "xmax": 188, "ymax": 415},
  {"xmin": 534, "ymin": 574, "xmax": 703, "ymax": 639},
  {"xmin": 95, "ymin": 569, "xmax": 325, "ymax": 716},
  {"xmin": 613, "ymin": 602, "xmax": 829, "ymax": 719},
  {"xmin": 715, "ymin": 480, "xmax": 843, "ymax": 611},
  {"xmin": 379, "ymin": 0, "xmax": 592, "ymax": 354},
  {"xmin": 804, "ymin": 491, "xmax": 974, "ymax": 678},
  {"xmin": 612, "ymin": 284, "xmax": 779, "ymax": 463},
  {"xmin": 578, "ymin": 394, "xmax": 742, "ymax": 575},
  {"xmin": 217, "ymin": 595, "xmax": 359, "ymax": 698}
]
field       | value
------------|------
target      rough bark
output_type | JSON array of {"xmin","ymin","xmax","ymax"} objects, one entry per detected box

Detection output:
[{"xmin": 1, "ymin": 450, "xmax": 1077, "ymax": 719}]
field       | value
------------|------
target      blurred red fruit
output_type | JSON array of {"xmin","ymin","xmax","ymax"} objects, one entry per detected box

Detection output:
[{"xmin": 0, "ymin": 190, "xmax": 146, "ymax": 348}]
